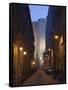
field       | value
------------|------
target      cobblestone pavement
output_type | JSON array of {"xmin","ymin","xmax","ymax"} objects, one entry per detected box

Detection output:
[{"xmin": 22, "ymin": 69, "xmax": 61, "ymax": 86}]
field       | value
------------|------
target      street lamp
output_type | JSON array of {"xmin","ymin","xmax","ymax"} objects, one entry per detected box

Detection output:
[
  {"xmin": 40, "ymin": 57, "xmax": 42, "ymax": 60},
  {"xmin": 19, "ymin": 47, "xmax": 23, "ymax": 51},
  {"xmin": 32, "ymin": 61, "xmax": 35, "ymax": 65},
  {"xmin": 23, "ymin": 51, "xmax": 27, "ymax": 55},
  {"xmin": 48, "ymin": 48, "xmax": 52, "ymax": 67},
  {"xmin": 48, "ymin": 48, "xmax": 51, "ymax": 51},
  {"xmin": 54, "ymin": 35, "xmax": 59, "ymax": 39}
]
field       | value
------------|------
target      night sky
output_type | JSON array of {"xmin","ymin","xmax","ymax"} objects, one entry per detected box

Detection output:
[
  {"xmin": 29, "ymin": 4, "xmax": 49, "ymax": 60},
  {"xmin": 29, "ymin": 5, "xmax": 49, "ymax": 22}
]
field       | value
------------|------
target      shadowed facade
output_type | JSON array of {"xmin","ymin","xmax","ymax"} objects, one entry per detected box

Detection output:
[
  {"xmin": 9, "ymin": 3, "xmax": 35, "ymax": 86},
  {"xmin": 46, "ymin": 6, "xmax": 66, "ymax": 83}
]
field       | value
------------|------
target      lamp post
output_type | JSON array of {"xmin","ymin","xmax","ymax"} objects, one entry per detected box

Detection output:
[
  {"xmin": 19, "ymin": 46, "xmax": 24, "ymax": 83},
  {"xmin": 31, "ymin": 61, "xmax": 36, "ymax": 71},
  {"xmin": 48, "ymin": 48, "xmax": 52, "ymax": 67},
  {"xmin": 19, "ymin": 46, "xmax": 27, "ymax": 81},
  {"xmin": 53, "ymin": 34, "xmax": 59, "ymax": 79}
]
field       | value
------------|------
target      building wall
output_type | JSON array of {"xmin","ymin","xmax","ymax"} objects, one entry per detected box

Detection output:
[
  {"xmin": 46, "ymin": 6, "xmax": 66, "ymax": 81},
  {"xmin": 10, "ymin": 3, "xmax": 35, "ymax": 86}
]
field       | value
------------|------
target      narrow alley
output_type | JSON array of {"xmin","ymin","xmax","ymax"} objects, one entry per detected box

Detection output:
[
  {"xmin": 22, "ymin": 69, "xmax": 61, "ymax": 86},
  {"xmin": 10, "ymin": 3, "xmax": 66, "ymax": 87}
]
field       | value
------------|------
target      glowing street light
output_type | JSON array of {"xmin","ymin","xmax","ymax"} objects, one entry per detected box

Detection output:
[
  {"xmin": 48, "ymin": 48, "xmax": 51, "ymax": 51},
  {"xmin": 23, "ymin": 51, "xmax": 27, "ymax": 55},
  {"xmin": 19, "ymin": 47, "xmax": 23, "ymax": 51},
  {"xmin": 54, "ymin": 35, "xmax": 59, "ymax": 39},
  {"xmin": 32, "ymin": 61, "xmax": 35, "ymax": 65},
  {"xmin": 40, "ymin": 57, "xmax": 42, "ymax": 60}
]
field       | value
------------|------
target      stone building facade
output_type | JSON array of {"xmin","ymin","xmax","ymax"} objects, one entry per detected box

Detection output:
[
  {"xmin": 46, "ymin": 6, "xmax": 66, "ymax": 82},
  {"xmin": 9, "ymin": 3, "xmax": 35, "ymax": 86}
]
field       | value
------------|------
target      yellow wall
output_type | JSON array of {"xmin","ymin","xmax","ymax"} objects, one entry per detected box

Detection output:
[
  {"xmin": 13, "ymin": 43, "xmax": 24, "ymax": 85},
  {"xmin": 59, "ymin": 36, "xmax": 65, "ymax": 74}
]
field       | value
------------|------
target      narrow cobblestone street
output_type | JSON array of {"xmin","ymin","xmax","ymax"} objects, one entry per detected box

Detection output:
[{"xmin": 22, "ymin": 70, "xmax": 61, "ymax": 86}]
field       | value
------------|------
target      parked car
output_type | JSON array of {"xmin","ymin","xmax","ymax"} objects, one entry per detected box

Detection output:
[{"xmin": 44, "ymin": 67, "xmax": 56, "ymax": 74}]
